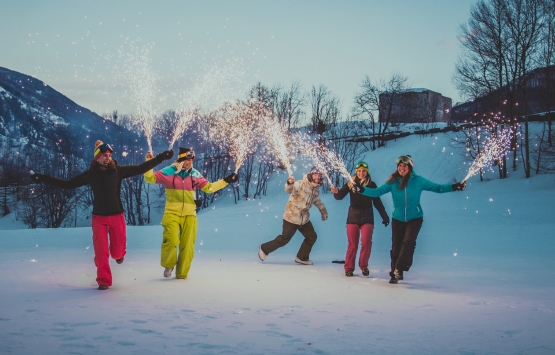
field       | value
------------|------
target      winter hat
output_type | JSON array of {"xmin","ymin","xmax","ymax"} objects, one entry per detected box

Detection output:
[
  {"xmin": 396, "ymin": 155, "xmax": 414, "ymax": 168},
  {"xmin": 94, "ymin": 140, "xmax": 113, "ymax": 160},
  {"xmin": 309, "ymin": 166, "xmax": 321, "ymax": 175},
  {"xmin": 307, "ymin": 166, "xmax": 323, "ymax": 184},
  {"xmin": 177, "ymin": 147, "xmax": 195, "ymax": 162}
]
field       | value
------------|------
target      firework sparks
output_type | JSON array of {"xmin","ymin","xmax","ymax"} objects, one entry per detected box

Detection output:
[
  {"xmin": 120, "ymin": 43, "xmax": 160, "ymax": 152},
  {"xmin": 261, "ymin": 116, "xmax": 293, "ymax": 176},
  {"xmin": 168, "ymin": 108, "xmax": 198, "ymax": 150},
  {"xmin": 463, "ymin": 127, "xmax": 514, "ymax": 182},
  {"xmin": 168, "ymin": 62, "xmax": 244, "ymax": 149},
  {"xmin": 211, "ymin": 99, "xmax": 264, "ymax": 173},
  {"xmin": 289, "ymin": 132, "xmax": 352, "ymax": 185}
]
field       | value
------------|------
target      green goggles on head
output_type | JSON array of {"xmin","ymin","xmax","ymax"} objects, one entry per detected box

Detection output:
[
  {"xmin": 396, "ymin": 155, "xmax": 413, "ymax": 166},
  {"xmin": 355, "ymin": 161, "xmax": 369, "ymax": 171}
]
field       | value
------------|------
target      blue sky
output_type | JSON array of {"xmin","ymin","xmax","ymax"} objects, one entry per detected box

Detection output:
[{"xmin": 0, "ymin": 0, "xmax": 477, "ymax": 116}]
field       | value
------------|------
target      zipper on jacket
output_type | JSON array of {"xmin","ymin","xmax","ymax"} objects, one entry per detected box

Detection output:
[{"xmin": 404, "ymin": 187, "xmax": 407, "ymax": 221}]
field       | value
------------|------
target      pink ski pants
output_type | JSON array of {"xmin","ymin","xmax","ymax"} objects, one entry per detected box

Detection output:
[
  {"xmin": 91, "ymin": 213, "xmax": 126, "ymax": 287},
  {"xmin": 344, "ymin": 223, "xmax": 374, "ymax": 273}
]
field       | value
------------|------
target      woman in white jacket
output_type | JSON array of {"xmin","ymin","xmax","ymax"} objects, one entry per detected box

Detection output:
[{"xmin": 258, "ymin": 167, "xmax": 328, "ymax": 265}]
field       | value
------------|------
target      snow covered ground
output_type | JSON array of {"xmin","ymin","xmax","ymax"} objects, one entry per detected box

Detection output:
[{"xmin": 1, "ymin": 132, "xmax": 554, "ymax": 354}]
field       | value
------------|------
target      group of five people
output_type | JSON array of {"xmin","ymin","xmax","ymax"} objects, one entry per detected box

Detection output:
[{"xmin": 30, "ymin": 139, "xmax": 465, "ymax": 289}]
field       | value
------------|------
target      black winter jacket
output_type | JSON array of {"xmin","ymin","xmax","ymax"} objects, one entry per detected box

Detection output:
[
  {"xmin": 41, "ymin": 158, "xmax": 163, "ymax": 216},
  {"xmin": 334, "ymin": 179, "xmax": 389, "ymax": 226}
]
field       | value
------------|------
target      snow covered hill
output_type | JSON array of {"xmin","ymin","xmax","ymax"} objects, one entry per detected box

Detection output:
[
  {"xmin": 0, "ymin": 66, "xmax": 140, "ymax": 163},
  {"xmin": 1, "ymin": 132, "xmax": 554, "ymax": 354}
]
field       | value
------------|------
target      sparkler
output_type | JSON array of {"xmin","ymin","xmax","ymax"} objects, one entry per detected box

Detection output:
[
  {"xmin": 462, "ymin": 127, "xmax": 514, "ymax": 182},
  {"xmin": 211, "ymin": 99, "xmax": 264, "ymax": 173},
  {"xmin": 261, "ymin": 116, "xmax": 293, "ymax": 176},
  {"xmin": 120, "ymin": 43, "xmax": 160, "ymax": 152},
  {"xmin": 290, "ymin": 132, "xmax": 340, "ymax": 185},
  {"xmin": 168, "ymin": 62, "xmax": 244, "ymax": 150}
]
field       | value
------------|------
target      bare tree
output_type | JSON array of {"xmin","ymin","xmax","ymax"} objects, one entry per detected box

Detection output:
[
  {"xmin": 310, "ymin": 85, "xmax": 341, "ymax": 136},
  {"xmin": 271, "ymin": 81, "xmax": 307, "ymax": 131}
]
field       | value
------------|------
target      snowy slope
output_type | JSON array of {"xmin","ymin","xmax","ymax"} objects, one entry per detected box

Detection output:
[{"xmin": 0, "ymin": 132, "xmax": 554, "ymax": 355}]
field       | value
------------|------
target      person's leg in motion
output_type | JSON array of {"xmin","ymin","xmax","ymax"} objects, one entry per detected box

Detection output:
[
  {"xmin": 260, "ymin": 220, "xmax": 298, "ymax": 255},
  {"xmin": 92, "ymin": 215, "xmax": 112, "ymax": 288},
  {"xmin": 396, "ymin": 217, "xmax": 423, "ymax": 273},
  {"xmin": 344, "ymin": 224, "xmax": 361, "ymax": 275},
  {"xmin": 160, "ymin": 214, "xmax": 181, "ymax": 272},
  {"xmin": 175, "ymin": 215, "xmax": 198, "ymax": 279},
  {"xmin": 296, "ymin": 221, "xmax": 317, "ymax": 261},
  {"xmin": 108, "ymin": 213, "xmax": 126, "ymax": 262},
  {"xmin": 358, "ymin": 223, "xmax": 374, "ymax": 275}
]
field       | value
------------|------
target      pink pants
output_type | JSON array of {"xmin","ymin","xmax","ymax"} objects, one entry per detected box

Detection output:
[
  {"xmin": 345, "ymin": 223, "xmax": 374, "ymax": 273},
  {"xmin": 91, "ymin": 213, "xmax": 126, "ymax": 287}
]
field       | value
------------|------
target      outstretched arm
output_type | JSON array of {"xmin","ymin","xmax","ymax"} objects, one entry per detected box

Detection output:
[
  {"xmin": 30, "ymin": 170, "xmax": 90, "ymax": 189},
  {"xmin": 121, "ymin": 149, "xmax": 174, "ymax": 179}
]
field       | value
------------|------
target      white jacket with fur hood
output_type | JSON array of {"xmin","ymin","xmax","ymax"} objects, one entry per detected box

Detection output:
[{"xmin": 282, "ymin": 175, "xmax": 328, "ymax": 225}]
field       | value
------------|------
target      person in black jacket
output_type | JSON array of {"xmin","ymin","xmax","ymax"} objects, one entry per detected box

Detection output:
[
  {"xmin": 30, "ymin": 140, "xmax": 174, "ymax": 290},
  {"xmin": 330, "ymin": 161, "xmax": 389, "ymax": 277}
]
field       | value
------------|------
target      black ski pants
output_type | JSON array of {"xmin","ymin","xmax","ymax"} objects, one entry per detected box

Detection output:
[
  {"xmin": 261, "ymin": 219, "xmax": 317, "ymax": 261},
  {"xmin": 390, "ymin": 217, "xmax": 423, "ymax": 272}
]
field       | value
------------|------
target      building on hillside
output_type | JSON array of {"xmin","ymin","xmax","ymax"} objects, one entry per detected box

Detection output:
[
  {"xmin": 451, "ymin": 65, "xmax": 555, "ymax": 122},
  {"xmin": 379, "ymin": 88, "xmax": 452, "ymax": 124}
]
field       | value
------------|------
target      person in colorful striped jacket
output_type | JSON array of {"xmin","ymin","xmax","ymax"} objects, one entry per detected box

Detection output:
[
  {"xmin": 145, "ymin": 147, "xmax": 238, "ymax": 279},
  {"xmin": 352, "ymin": 155, "xmax": 466, "ymax": 284}
]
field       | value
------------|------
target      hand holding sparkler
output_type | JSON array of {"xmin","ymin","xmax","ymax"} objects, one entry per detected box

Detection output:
[
  {"xmin": 146, "ymin": 151, "xmax": 154, "ymax": 159},
  {"xmin": 452, "ymin": 181, "xmax": 466, "ymax": 191},
  {"xmin": 330, "ymin": 185, "xmax": 339, "ymax": 194},
  {"xmin": 351, "ymin": 185, "xmax": 363, "ymax": 194},
  {"xmin": 223, "ymin": 173, "xmax": 239, "ymax": 183},
  {"xmin": 287, "ymin": 176, "xmax": 295, "ymax": 185},
  {"xmin": 154, "ymin": 149, "xmax": 174, "ymax": 162}
]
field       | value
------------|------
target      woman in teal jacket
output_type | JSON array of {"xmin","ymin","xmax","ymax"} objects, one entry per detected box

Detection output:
[{"xmin": 354, "ymin": 155, "xmax": 466, "ymax": 284}]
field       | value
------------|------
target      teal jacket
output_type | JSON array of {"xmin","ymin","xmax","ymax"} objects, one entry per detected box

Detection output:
[{"xmin": 360, "ymin": 172, "xmax": 454, "ymax": 222}]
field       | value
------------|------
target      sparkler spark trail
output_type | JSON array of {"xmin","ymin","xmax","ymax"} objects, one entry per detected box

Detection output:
[
  {"xmin": 260, "ymin": 115, "xmax": 293, "ymax": 176},
  {"xmin": 168, "ymin": 108, "xmax": 198, "ymax": 150},
  {"xmin": 463, "ymin": 127, "xmax": 514, "ymax": 182},
  {"xmin": 168, "ymin": 62, "xmax": 244, "ymax": 150},
  {"xmin": 211, "ymin": 99, "xmax": 263, "ymax": 173},
  {"xmin": 120, "ymin": 43, "xmax": 160, "ymax": 152},
  {"xmin": 290, "ymin": 132, "xmax": 353, "ymax": 185}
]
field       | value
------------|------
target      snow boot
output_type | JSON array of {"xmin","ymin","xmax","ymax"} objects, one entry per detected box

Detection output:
[
  {"xmin": 345, "ymin": 271, "xmax": 354, "ymax": 277},
  {"xmin": 389, "ymin": 277, "xmax": 398, "ymax": 284},
  {"xmin": 394, "ymin": 269, "xmax": 404, "ymax": 280},
  {"xmin": 164, "ymin": 267, "xmax": 173, "ymax": 278},
  {"xmin": 361, "ymin": 268, "xmax": 369, "ymax": 276},
  {"xmin": 258, "ymin": 245, "xmax": 266, "ymax": 261},
  {"xmin": 295, "ymin": 257, "xmax": 313, "ymax": 265},
  {"xmin": 98, "ymin": 285, "xmax": 109, "ymax": 290}
]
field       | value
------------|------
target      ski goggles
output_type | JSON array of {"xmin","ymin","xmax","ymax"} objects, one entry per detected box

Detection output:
[
  {"xmin": 94, "ymin": 143, "xmax": 113, "ymax": 159},
  {"xmin": 396, "ymin": 155, "xmax": 413, "ymax": 166},
  {"xmin": 178, "ymin": 150, "xmax": 195, "ymax": 160},
  {"xmin": 355, "ymin": 161, "xmax": 369, "ymax": 170}
]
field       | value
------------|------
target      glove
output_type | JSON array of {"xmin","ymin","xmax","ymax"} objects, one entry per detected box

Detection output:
[
  {"xmin": 30, "ymin": 172, "xmax": 44, "ymax": 183},
  {"xmin": 223, "ymin": 172, "xmax": 238, "ymax": 183},
  {"xmin": 382, "ymin": 219, "xmax": 390, "ymax": 227},
  {"xmin": 156, "ymin": 149, "xmax": 174, "ymax": 162},
  {"xmin": 452, "ymin": 181, "xmax": 466, "ymax": 191},
  {"xmin": 351, "ymin": 185, "xmax": 364, "ymax": 194},
  {"xmin": 321, "ymin": 212, "xmax": 328, "ymax": 221}
]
